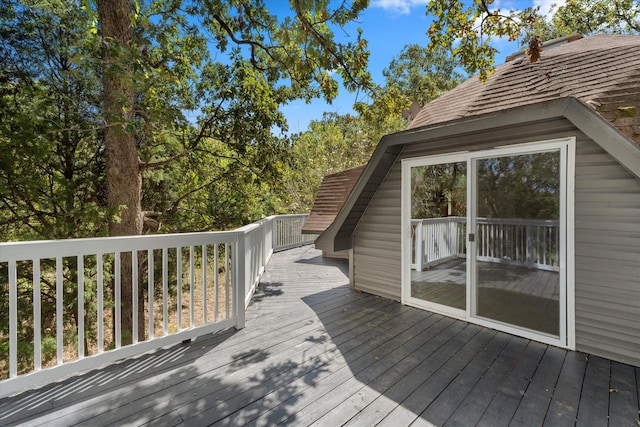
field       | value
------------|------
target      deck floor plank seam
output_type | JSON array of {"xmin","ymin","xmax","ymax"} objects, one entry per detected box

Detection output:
[
  {"xmin": 441, "ymin": 335, "xmax": 529, "ymax": 427},
  {"xmin": 575, "ymin": 355, "xmax": 612, "ymax": 426},
  {"xmin": 264, "ymin": 316, "xmax": 460, "ymax": 425},
  {"xmin": 229, "ymin": 312, "xmax": 447, "ymax": 427},
  {"xmin": 370, "ymin": 327, "xmax": 496, "ymax": 427},
  {"xmin": 79, "ymin": 291, "xmax": 406, "ymax": 426},
  {"xmin": 172, "ymin": 300, "xmax": 422, "ymax": 422},
  {"xmin": 289, "ymin": 317, "xmax": 464, "ymax": 427},
  {"xmin": 475, "ymin": 340, "xmax": 548, "ymax": 427}
]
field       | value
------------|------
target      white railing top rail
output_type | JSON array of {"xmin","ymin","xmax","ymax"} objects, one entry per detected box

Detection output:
[
  {"xmin": 0, "ymin": 230, "xmax": 240, "ymax": 262},
  {"xmin": 412, "ymin": 216, "xmax": 465, "ymax": 225},
  {"xmin": 412, "ymin": 217, "xmax": 558, "ymax": 226},
  {"xmin": 0, "ymin": 214, "xmax": 315, "ymax": 262}
]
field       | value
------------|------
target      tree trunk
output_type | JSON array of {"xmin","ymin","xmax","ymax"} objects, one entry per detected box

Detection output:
[{"xmin": 98, "ymin": 0, "xmax": 141, "ymax": 346}]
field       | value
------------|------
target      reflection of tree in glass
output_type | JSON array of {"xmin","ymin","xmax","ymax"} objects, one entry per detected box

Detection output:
[
  {"xmin": 411, "ymin": 162, "xmax": 467, "ymax": 219},
  {"xmin": 477, "ymin": 152, "xmax": 560, "ymax": 220}
]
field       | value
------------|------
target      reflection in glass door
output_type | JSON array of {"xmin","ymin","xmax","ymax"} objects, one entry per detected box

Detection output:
[
  {"xmin": 410, "ymin": 161, "xmax": 467, "ymax": 312},
  {"xmin": 473, "ymin": 151, "xmax": 561, "ymax": 337}
]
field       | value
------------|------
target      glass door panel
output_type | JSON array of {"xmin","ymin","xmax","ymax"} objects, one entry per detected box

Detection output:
[
  {"xmin": 473, "ymin": 151, "xmax": 561, "ymax": 337},
  {"xmin": 410, "ymin": 161, "xmax": 467, "ymax": 311}
]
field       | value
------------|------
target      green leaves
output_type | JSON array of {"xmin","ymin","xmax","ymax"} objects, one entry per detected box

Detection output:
[
  {"xmin": 0, "ymin": 0, "xmax": 106, "ymax": 241},
  {"xmin": 1, "ymin": 0, "xmax": 376, "ymax": 239},
  {"xmin": 426, "ymin": 0, "xmax": 639, "ymax": 81},
  {"xmin": 427, "ymin": 0, "xmax": 516, "ymax": 81}
]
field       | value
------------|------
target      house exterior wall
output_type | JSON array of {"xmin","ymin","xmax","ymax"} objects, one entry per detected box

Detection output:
[
  {"xmin": 352, "ymin": 122, "xmax": 640, "ymax": 366},
  {"xmin": 353, "ymin": 166, "xmax": 402, "ymax": 301},
  {"xmin": 574, "ymin": 138, "xmax": 640, "ymax": 366}
]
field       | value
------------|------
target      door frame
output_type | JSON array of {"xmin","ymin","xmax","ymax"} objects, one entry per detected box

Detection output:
[
  {"xmin": 401, "ymin": 153, "xmax": 469, "ymax": 320},
  {"xmin": 401, "ymin": 137, "xmax": 575, "ymax": 349}
]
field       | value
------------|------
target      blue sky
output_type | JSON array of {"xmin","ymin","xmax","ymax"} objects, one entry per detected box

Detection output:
[{"xmin": 278, "ymin": 0, "xmax": 561, "ymax": 134}]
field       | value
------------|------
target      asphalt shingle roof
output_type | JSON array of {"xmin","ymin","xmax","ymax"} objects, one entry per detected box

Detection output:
[
  {"xmin": 408, "ymin": 34, "xmax": 640, "ymax": 145},
  {"xmin": 301, "ymin": 165, "xmax": 365, "ymax": 234}
]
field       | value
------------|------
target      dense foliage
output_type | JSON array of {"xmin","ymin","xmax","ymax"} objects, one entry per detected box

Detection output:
[
  {"xmin": 1, "ymin": 2, "xmax": 104, "ymax": 240},
  {"xmin": 1, "ymin": 0, "xmax": 376, "ymax": 367},
  {"xmin": 0, "ymin": 0, "xmax": 373, "ymax": 242}
]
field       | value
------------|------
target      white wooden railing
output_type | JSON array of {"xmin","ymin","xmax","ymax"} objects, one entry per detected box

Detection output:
[
  {"xmin": 0, "ymin": 214, "xmax": 315, "ymax": 398},
  {"xmin": 412, "ymin": 217, "xmax": 559, "ymax": 272},
  {"xmin": 272, "ymin": 214, "xmax": 317, "ymax": 252}
]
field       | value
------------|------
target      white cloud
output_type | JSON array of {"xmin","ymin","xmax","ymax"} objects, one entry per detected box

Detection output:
[
  {"xmin": 370, "ymin": 0, "xmax": 426, "ymax": 15},
  {"xmin": 533, "ymin": 0, "xmax": 567, "ymax": 19},
  {"xmin": 371, "ymin": 0, "xmax": 567, "ymax": 18}
]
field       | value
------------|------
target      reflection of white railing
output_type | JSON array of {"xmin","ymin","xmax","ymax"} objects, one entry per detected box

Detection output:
[
  {"xmin": 412, "ymin": 217, "xmax": 559, "ymax": 272},
  {"xmin": 411, "ymin": 217, "xmax": 465, "ymax": 271},
  {"xmin": 0, "ymin": 214, "xmax": 314, "ymax": 398}
]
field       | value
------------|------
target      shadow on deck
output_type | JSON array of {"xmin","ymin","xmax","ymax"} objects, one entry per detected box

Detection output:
[{"xmin": 1, "ymin": 246, "xmax": 638, "ymax": 426}]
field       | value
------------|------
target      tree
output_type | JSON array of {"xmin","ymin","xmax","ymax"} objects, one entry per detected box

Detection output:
[
  {"xmin": 0, "ymin": 1, "xmax": 112, "ymax": 369},
  {"xmin": 411, "ymin": 163, "xmax": 466, "ymax": 219},
  {"xmin": 0, "ymin": 1, "xmax": 105, "ymax": 241},
  {"xmin": 382, "ymin": 43, "xmax": 464, "ymax": 108},
  {"xmin": 92, "ymin": 0, "xmax": 373, "ymax": 344},
  {"xmin": 518, "ymin": 0, "xmax": 640, "ymax": 43},
  {"xmin": 426, "ymin": 0, "xmax": 640, "ymax": 80},
  {"xmin": 1, "ymin": 0, "xmax": 374, "ymax": 349},
  {"xmin": 357, "ymin": 43, "xmax": 465, "ymax": 125},
  {"xmin": 284, "ymin": 112, "xmax": 393, "ymax": 212},
  {"xmin": 285, "ymin": 43, "xmax": 465, "ymax": 212},
  {"xmin": 91, "ymin": 0, "xmax": 373, "ymax": 239}
]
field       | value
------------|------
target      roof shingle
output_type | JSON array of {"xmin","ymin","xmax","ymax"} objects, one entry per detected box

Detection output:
[
  {"xmin": 409, "ymin": 34, "xmax": 640, "ymax": 145},
  {"xmin": 301, "ymin": 165, "xmax": 365, "ymax": 234}
]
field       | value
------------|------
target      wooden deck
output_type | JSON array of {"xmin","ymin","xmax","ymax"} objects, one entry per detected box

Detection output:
[{"xmin": 1, "ymin": 246, "xmax": 639, "ymax": 426}]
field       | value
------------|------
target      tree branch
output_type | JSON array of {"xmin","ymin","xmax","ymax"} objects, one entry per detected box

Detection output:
[
  {"xmin": 211, "ymin": 13, "xmax": 275, "ymax": 71},
  {"xmin": 291, "ymin": 0, "xmax": 362, "ymax": 90},
  {"xmin": 164, "ymin": 172, "xmax": 226, "ymax": 215},
  {"xmin": 614, "ymin": 3, "xmax": 640, "ymax": 32},
  {"xmin": 139, "ymin": 151, "xmax": 187, "ymax": 170}
]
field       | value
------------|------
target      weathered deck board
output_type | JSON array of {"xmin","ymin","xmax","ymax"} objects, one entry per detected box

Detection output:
[
  {"xmin": 0, "ymin": 245, "xmax": 638, "ymax": 426},
  {"xmin": 543, "ymin": 350, "xmax": 587, "ymax": 426}
]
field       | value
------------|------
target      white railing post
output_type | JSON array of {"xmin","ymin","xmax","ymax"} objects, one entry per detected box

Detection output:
[
  {"xmin": 33, "ymin": 260, "xmax": 42, "ymax": 369},
  {"xmin": 9, "ymin": 260, "xmax": 17, "ymax": 378},
  {"xmin": 115, "ymin": 253, "xmax": 121, "ymax": 349},
  {"xmin": 202, "ymin": 244, "xmax": 207, "ymax": 325},
  {"xmin": 147, "ymin": 250, "xmax": 154, "ymax": 340},
  {"xmin": 97, "ymin": 254, "xmax": 104, "ymax": 353},
  {"xmin": 176, "ymin": 248, "xmax": 181, "ymax": 332},
  {"xmin": 233, "ymin": 234, "xmax": 246, "ymax": 330},
  {"xmin": 189, "ymin": 246, "xmax": 195, "ymax": 328},
  {"xmin": 415, "ymin": 221, "xmax": 424, "ymax": 271},
  {"xmin": 56, "ymin": 257, "xmax": 63, "ymax": 365},
  {"xmin": 132, "ymin": 251, "xmax": 138, "ymax": 344},
  {"xmin": 162, "ymin": 247, "xmax": 168, "ymax": 336},
  {"xmin": 526, "ymin": 222, "xmax": 534, "ymax": 267}
]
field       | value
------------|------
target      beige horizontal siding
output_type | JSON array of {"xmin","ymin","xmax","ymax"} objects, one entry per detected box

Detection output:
[
  {"xmin": 351, "ymin": 124, "xmax": 640, "ymax": 366},
  {"xmin": 353, "ymin": 166, "xmax": 402, "ymax": 301},
  {"xmin": 574, "ymin": 137, "xmax": 640, "ymax": 366}
]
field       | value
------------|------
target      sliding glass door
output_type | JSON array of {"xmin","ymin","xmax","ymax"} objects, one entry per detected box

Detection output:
[
  {"xmin": 471, "ymin": 150, "xmax": 563, "ymax": 338},
  {"xmin": 405, "ymin": 156, "xmax": 467, "ymax": 316},
  {"xmin": 402, "ymin": 139, "xmax": 573, "ymax": 346}
]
